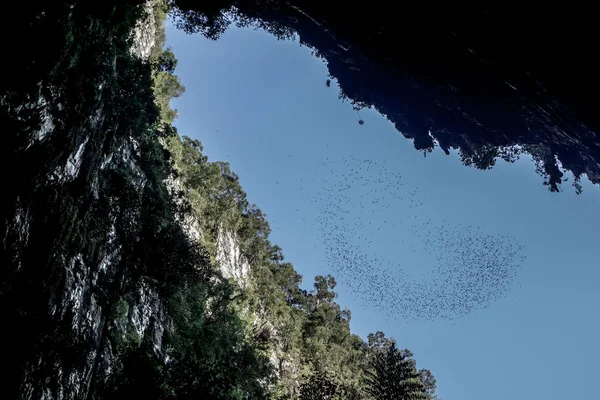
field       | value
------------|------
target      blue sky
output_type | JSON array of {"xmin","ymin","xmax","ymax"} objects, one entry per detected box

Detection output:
[{"xmin": 167, "ymin": 24, "xmax": 600, "ymax": 400}]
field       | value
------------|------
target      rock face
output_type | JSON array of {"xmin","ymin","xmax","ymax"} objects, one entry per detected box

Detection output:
[
  {"xmin": 131, "ymin": 1, "xmax": 157, "ymax": 60},
  {"xmin": 0, "ymin": 2, "xmax": 174, "ymax": 398},
  {"xmin": 0, "ymin": 3, "xmax": 278, "ymax": 398},
  {"xmin": 216, "ymin": 229, "xmax": 251, "ymax": 287}
]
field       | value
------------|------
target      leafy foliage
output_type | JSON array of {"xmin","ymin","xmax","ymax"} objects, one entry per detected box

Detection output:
[
  {"xmin": 365, "ymin": 343, "xmax": 427, "ymax": 400},
  {"xmin": 165, "ymin": 281, "xmax": 273, "ymax": 399},
  {"xmin": 300, "ymin": 371, "xmax": 341, "ymax": 400}
]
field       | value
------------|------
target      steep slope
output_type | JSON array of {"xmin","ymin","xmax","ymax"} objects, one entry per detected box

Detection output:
[
  {"xmin": 0, "ymin": 1, "xmax": 266, "ymax": 398},
  {"xmin": 0, "ymin": 1, "xmax": 437, "ymax": 399}
]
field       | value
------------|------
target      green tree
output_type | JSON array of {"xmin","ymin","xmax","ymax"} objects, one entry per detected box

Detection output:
[
  {"xmin": 156, "ymin": 47, "xmax": 178, "ymax": 74},
  {"xmin": 153, "ymin": 70, "xmax": 185, "ymax": 124},
  {"xmin": 311, "ymin": 274, "xmax": 337, "ymax": 308},
  {"xmin": 167, "ymin": 281, "xmax": 273, "ymax": 399},
  {"xmin": 300, "ymin": 371, "xmax": 341, "ymax": 400},
  {"xmin": 367, "ymin": 331, "xmax": 395, "ymax": 353},
  {"xmin": 365, "ymin": 343, "xmax": 427, "ymax": 400},
  {"xmin": 418, "ymin": 368, "xmax": 438, "ymax": 400}
]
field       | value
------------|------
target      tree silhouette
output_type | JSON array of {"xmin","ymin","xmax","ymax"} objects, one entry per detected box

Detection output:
[{"xmin": 365, "ymin": 343, "xmax": 427, "ymax": 400}]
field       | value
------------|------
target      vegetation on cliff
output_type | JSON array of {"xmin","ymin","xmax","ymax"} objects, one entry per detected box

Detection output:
[
  {"xmin": 0, "ymin": 0, "xmax": 437, "ymax": 398},
  {"xmin": 1, "ymin": 1, "xmax": 267, "ymax": 398},
  {"xmin": 153, "ymin": 1, "xmax": 438, "ymax": 398}
]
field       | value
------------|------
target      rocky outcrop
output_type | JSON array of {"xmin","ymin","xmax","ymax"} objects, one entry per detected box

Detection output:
[
  {"xmin": 0, "ymin": 2, "xmax": 166, "ymax": 398},
  {"xmin": 216, "ymin": 229, "xmax": 250, "ymax": 286},
  {"xmin": 131, "ymin": 1, "xmax": 157, "ymax": 60}
]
